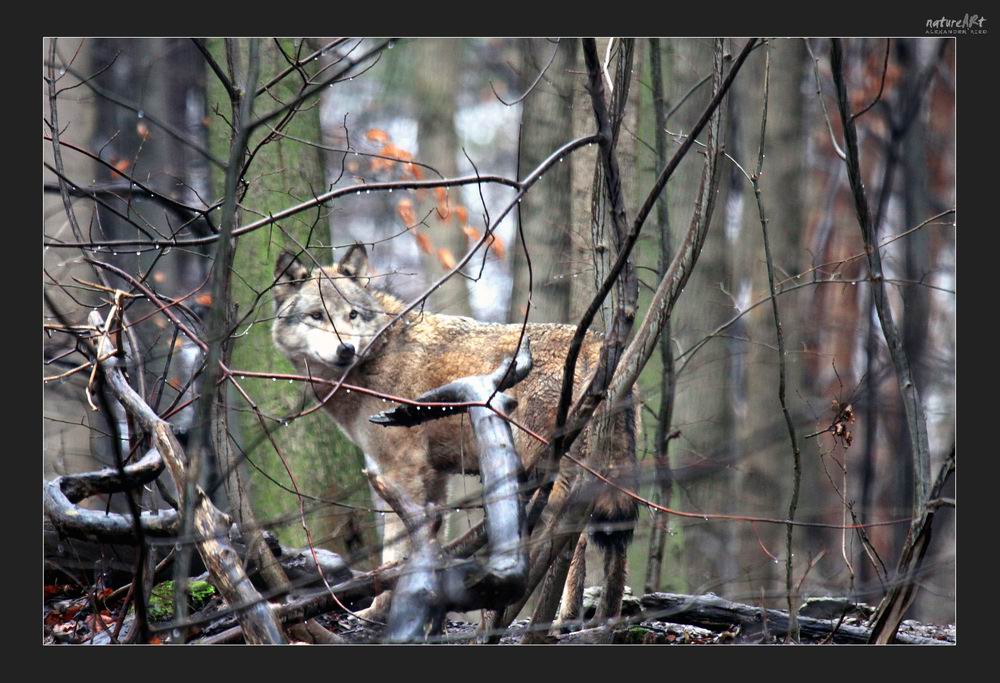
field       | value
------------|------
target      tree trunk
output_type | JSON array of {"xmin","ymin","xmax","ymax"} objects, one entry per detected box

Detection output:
[
  {"xmin": 507, "ymin": 38, "xmax": 577, "ymax": 325},
  {"xmin": 732, "ymin": 37, "xmax": 810, "ymax": 603},
  {"xmin": 413, "ymin": 38, "xmax": 472, "ymax": 317},
  {"xmin": 658, "ymin": 38, "xmax": 738, "ymax": 595},
  {"xmin": 206, "ymin": 39, "xmax": 377, "ymax": 567}
]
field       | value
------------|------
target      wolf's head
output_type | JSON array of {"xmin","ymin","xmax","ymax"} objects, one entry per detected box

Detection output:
[{"xmin": 271, "ymin": 244, "xmax": 387, "ymax": 372}]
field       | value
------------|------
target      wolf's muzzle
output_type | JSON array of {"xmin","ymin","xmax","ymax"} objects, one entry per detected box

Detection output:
[{"xmin": 335, "ymin": 342, "xmax": 356, "ymax": 364}]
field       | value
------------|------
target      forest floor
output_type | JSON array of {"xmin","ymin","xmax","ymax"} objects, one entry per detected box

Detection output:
[
  {"xmin": 315, "ymin": 599, "xmax": 956, "ymax": 645},
  {"xmin": 43, "ymin": 581, "xmax": 956, "ymax": 645},
  {"xmin": 321, "ymin": 616, "xmax": 956, "ymax": 645}
]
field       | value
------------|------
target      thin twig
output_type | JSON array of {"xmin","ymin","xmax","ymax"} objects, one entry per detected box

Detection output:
[
  {"xmin": 750, "ymin": 44, "xmax": 802, "ymax": 641},
  {"xmin": 850, "ymin": 39, "xmax": 891, "ymax": 124},
  {"xmin": 804, "ymin": 39, "xmax": 846, "ymax": 161},
  {"xmin": 490, "ymin": 38, "xmax": 561, "ymax": 106}
]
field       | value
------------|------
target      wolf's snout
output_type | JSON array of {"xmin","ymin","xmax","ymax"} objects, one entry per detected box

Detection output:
[{"xmin": 336, "ymin": 342, "xmax": 356, "ymax": 363}]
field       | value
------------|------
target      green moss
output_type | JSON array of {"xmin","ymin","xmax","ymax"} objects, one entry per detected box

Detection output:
[
  {"xmin": 147, "ymin": 582, "xmax": 173, "ymax": 622},
  {"xmin": 187, "ymin": 580, "xmax": 216, "ymax": 608},
  {"xmin": 147, "ymin": 580, "xmax": 217, "ymax": 622}
]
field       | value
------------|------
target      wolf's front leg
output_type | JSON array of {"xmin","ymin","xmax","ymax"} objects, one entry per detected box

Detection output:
[
  {"xmin": 358, "ymin": 454, "xmax": 446, "ymax": 622},
  {"xmin": 379, "ymin": 510, "xmax": 410, "ymax": 566},
  {"xmin": 366, "ymin": 478, "xmax": 411, "ymax": 566}
]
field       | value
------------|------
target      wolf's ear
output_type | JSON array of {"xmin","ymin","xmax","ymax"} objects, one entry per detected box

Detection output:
[
  {"xmin": 337, "ymin": 243, "xmax": 368, "ymax": 280},
  {"xmin": 274, "ymin": 250, "xmax": 310, "ymax": 306}
]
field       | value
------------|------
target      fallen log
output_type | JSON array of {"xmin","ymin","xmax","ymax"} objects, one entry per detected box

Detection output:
[
  {"xmin": 45, "ymin": 504, "xmax": 357, "ymax": 607},
  {"xmin": 86, "ymin": 310, "xmax": 286, "ymax": 644},
  {"xmin": 640, "ymin": 592, "xmax": 951, "ymax": 645},
  {"xmin": 365, "ymin": 341, "xmax": 532, "ymax": 642}
]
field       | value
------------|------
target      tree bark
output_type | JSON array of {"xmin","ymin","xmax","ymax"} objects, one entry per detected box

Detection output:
[
  {"xmin": 508, "ymin": 39, "xmax": 577, "ymax": 325},
  {"xmin": 413, "ymin": 39, "xmax": 472, "ymax": 317},
  {"xmin": 204, "ymin": 39, "xmax": 377, "ymax": 564}
]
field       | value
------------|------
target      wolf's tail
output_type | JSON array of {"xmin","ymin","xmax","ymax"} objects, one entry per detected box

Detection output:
[{"xmin": 587, "ymin": 391, "xmax": 640, "ymax": 553}]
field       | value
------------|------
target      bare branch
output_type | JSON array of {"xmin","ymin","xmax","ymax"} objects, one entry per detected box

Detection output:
[
  {"xmin": 830, "ymin": 38, "xmax": 932, "ymax": 523},
  {"xmin": 87, "ymin": 309, "xmax": 286, "ymax": 644},
  {"xmin": 750, "ymin": 43, "xmax": 803, "ymax": 641}
]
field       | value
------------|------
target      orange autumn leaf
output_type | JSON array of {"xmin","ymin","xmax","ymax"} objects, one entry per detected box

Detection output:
[
  {"xmin": 379, "ymin": 143, "xmax": 401, "ymax": 168},
  {"xmin": 136, "ymin": 121, "xmax": 151, "ymax": 140},
  {"xmin": 406, "ymin": 162, "xmax": 423, "ymax": 180},
  {"xmin": 113, "ymin": 158, "xmax": 130, "ymax": 174},
  {"xmin": 437, "ymin": 247, "xmax": 457, "ymax": 270},
  {"xmin": 462, "ymin": 225, "xmax": 480, "ymax": 242},
  {"xmin": 397, "ymin": 198, "xmax": 416, "ymax": 225},
  {"xmin": 366, "ymin": 128, "xmax": 390, "ymax": 144},
  {"xmin": 195, "ymin": 293, "xmax": 213, "ymax": 306},
  {"xmin": 489, "ymin": 233, "xmax": 506, "ymax": 259},
  {"xmin": 453, "ymin": 205, "xmax": 469, "ymax": 225},
  {"xmin": 434, "ymin": 187, "xmax": 450, "ymax": 220},
  {"xmin": 413, "ymin": 231, "xmax": 433, "ymax": 254}
]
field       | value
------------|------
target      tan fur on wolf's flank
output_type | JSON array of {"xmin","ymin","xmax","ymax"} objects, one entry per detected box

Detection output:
[{"xmin": 272, "ymin": 246, "xmax": 638, "ymax": 618}]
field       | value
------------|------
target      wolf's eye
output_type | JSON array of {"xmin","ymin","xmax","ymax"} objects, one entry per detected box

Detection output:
[
  {"xmin": 349, "ymin": 310, "xmax": 359, "ymax": 320},
  {"xmin": 309, "ymin": 311, "xmax": 324, "ymax": 321}
]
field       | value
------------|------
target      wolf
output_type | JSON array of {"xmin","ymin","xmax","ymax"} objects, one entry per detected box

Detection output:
[{"xmin": 271, "ymin": 244, "xmax": 639, "ymax": 623}]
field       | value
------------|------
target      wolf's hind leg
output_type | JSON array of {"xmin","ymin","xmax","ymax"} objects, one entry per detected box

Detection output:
[
  {"xmin": 594, "ymin": 544, "xmax": 627, "ymax": 622},
  {"xmin": 555, "ymin": 533, "xmax": 588, "ymax": 627},
  {"xmin": 586, "ymin": 479, "xmax": 637, "ymax": 623},
  {"xmin": 519, "ymin": 532, "xmax": 578, "ymax": 642}
]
